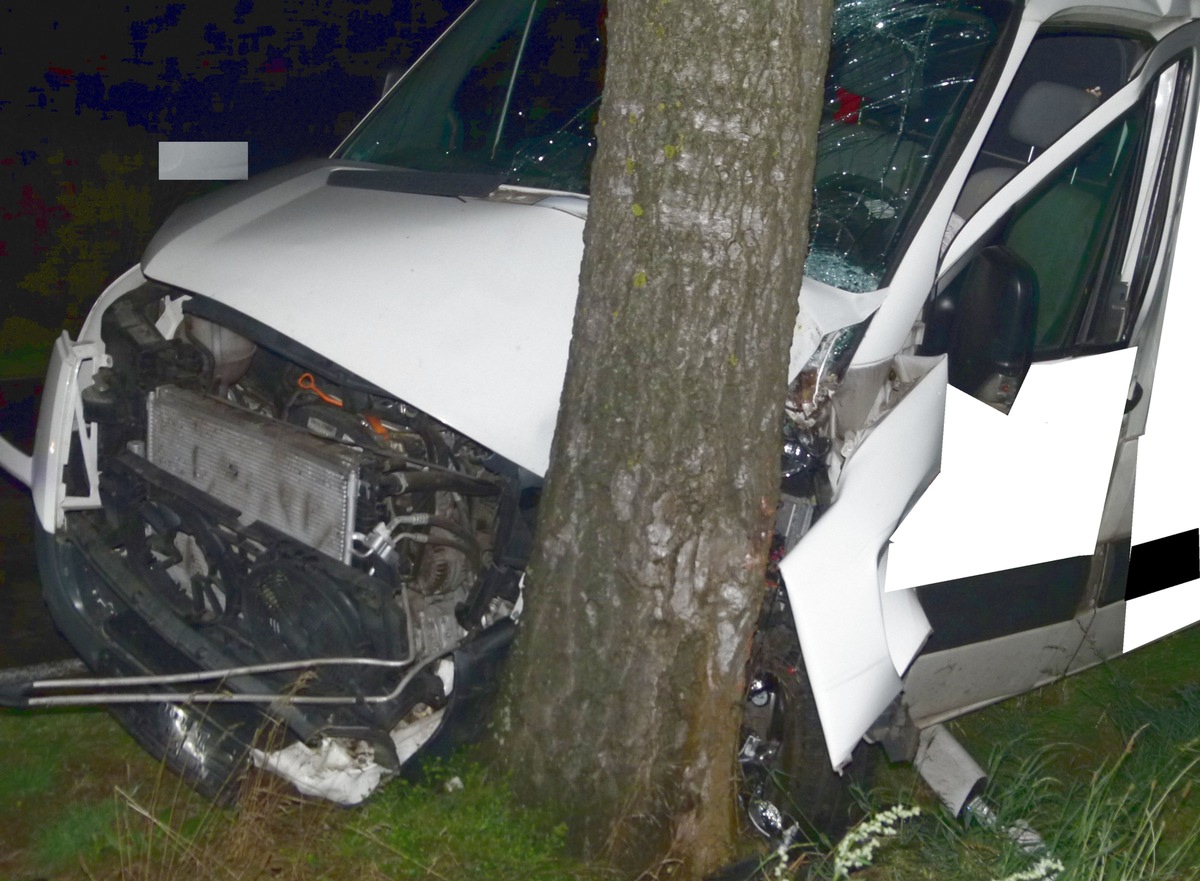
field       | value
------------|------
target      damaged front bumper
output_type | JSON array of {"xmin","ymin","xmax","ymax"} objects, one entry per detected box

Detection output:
[{"xmin": 31, "ymin": 512, "xmax": 516, "ymax": 803}]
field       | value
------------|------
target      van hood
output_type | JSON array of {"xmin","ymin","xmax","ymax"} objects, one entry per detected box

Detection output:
[{"xmin": 141, "ymin": 160, "xmax": 585, "ymax": 475}]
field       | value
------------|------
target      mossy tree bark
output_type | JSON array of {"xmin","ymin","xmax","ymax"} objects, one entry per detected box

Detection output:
[{"xmin": 494, "ymin": 1, "xmax": 833, "ymax": 876}]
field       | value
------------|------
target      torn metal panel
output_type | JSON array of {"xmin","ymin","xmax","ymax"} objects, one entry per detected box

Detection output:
[
  {"xmin": 251, "ymin": 659, "xmax": 456, "ymax": 806},
  {"xmin": 780, "ymin": 357, "xmax": 946, "ymax": 770},
  {"xmin": 30, "ymin": 334, "xmax": 107, "ymax": 531},
  {"xmin": 251, "ymin": 738, "xmax": 387, "ymax": 806}
]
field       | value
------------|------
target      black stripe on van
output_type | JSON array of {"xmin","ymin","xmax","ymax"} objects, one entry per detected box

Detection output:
[
  {"xmin": 916, "ymin": 555, "xmax": 1089, "ymax": 654},
  {"xmin": 1126, "ymin": 528, "xmax": 1199, "ymax": 600}
]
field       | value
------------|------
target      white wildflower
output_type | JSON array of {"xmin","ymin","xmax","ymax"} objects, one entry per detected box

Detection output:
[
  {"xmin": 992, "ymin": 856, "xmax": 1065, "ymax": 881},
  {"xmin": 770, "ymin": 823, "xmax": 800, "ymax": 880},
  {"xmin": 832, "ymin": 804, "xmax": 921, "ymax": 878}
]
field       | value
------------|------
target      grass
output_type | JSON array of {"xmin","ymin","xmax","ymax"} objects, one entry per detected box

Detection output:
[
  {"xmin": 0, "ymin": 707, "xmax": 167, "ymax": 877},
  {"xmin": 0, "ymin": 706, "xmax": 611, "ymax": 881},
  {"xmin": 342, "ymin": 760, "xmax": 600, "ymax": 881},
  {"xmin": 827, "ymin": 724, "xmax": 1200, "ymax": 881},
  {"xmin": 1, "ymin": 626, "xmax": 1198, "ymax": 880},
  {"xmin": 838, "ymin": 625, "xmax": 1200, "ymax": 880},
  {"xmin": 33, "ymin": 798, "xmax": 122, "ymax": 871}
]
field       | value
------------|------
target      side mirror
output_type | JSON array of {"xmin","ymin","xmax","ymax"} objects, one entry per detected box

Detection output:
[{"xmin": 928, "ymin": 245, "xmax": 1038, "ymax": 410}]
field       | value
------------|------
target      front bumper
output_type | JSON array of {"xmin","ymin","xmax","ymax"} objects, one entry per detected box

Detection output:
[{"xmin": 34, "ymin": 510, "xmax": 517, "ymax": 802}]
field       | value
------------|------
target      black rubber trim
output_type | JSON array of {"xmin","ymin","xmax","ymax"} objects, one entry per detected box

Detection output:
[
  {"xmin": 399, "ymin": 619, "xmax": 516, "ymax": 779},
  {"xmin": 916, "ymin": 554, "xmax": 1089, "ymax": 653},
  {"xmin": 35, "ymin": 526, "xmax": 265, "ymax": 804},
  {"xmin": 326, "ymin": 167, "xmax": 505, "ymax": 198},
  {"xmin": 1126, "ymin": 528, "xmax": 1199, "ymax": 600}
]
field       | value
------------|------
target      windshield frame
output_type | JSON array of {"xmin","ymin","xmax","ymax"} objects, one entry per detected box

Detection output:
[{"xmin": 877, "ymin": 0, "xmax": 1023, "ymax": 291}]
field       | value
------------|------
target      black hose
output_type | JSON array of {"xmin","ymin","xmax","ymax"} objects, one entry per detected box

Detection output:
[{"xmin": 381, "ymin": 470, "xmax": 501, "ymax": 497}]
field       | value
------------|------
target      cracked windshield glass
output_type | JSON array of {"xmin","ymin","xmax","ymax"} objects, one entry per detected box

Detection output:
[{"xmin": 338, "ymin": 0, "xmax": 1010, "ymax": 293}]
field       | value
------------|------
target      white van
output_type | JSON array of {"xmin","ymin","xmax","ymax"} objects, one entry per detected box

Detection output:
[{"xmin": 1, "ymin": 0, "xmax": 1198, "ymax": 839}]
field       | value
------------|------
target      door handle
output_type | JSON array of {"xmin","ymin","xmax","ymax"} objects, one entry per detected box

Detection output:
[{"xmin": 1125, "ymin": 380, "xmax": 1143, "ymax": 414}]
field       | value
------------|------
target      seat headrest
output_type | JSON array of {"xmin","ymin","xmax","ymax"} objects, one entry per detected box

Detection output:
[{"xmin": 1009, "ymin": 81, "xmax": 1100, "ymax": 149}]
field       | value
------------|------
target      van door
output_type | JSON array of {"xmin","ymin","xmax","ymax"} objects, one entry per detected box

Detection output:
[{"xmin": 892, "ymin": 23, "xmax": 1200, "ymax": 724}]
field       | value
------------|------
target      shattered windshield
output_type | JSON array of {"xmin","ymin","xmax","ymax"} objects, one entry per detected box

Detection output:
[
  {"xmin": 337, "ymin": 0, "xmax": 1010, "ymax": 293},
  {"xmin": 810, "ymin": 0, "xmax": 1007, "ymax": 290}
]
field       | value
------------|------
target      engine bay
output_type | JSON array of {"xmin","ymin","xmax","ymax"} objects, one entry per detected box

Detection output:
[{"xmin": 53, "ymin": 281, "xmax": 534, "ymax": 802}]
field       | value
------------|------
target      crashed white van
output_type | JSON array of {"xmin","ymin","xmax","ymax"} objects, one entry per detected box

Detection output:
[{"xmin": 2, "ymin": 0, "xmax": 1199, "ymax": 837}]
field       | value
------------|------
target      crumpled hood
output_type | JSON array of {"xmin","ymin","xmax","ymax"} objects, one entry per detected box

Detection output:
[{"xmin": 142, "ymin": 160, "xmax": 585, "ymax": 475}]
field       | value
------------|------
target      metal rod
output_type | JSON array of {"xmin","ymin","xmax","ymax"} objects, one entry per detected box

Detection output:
[
  {"xmin": 20, "ymin": 647, "xmax": 453, "ymax": 709},
  {"xmin": 29, "ymin": 655, "xmax": 419, "ymax": 691}
]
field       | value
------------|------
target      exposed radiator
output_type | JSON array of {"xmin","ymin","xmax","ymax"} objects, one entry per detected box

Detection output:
[{"xmin": 146, "ymin": 386, "xmax": 360, "ymax": 563}]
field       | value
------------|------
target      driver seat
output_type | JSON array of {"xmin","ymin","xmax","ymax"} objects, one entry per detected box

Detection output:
[{"xmin": 953, "ymin": 81, "xmax": 1100, "ymax": 219}]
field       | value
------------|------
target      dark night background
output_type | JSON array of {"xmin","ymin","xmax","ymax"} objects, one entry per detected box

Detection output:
[
  {"xmin": 0, "ymin": 1, "xmax": 469, "ymax": 667},
  {"xmin": 0, "ymin": 0, "xmax": 470, "ymax": 365}
]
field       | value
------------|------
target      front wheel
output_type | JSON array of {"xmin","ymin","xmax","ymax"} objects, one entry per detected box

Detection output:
[{"xmin": 739, "ymin": 599, "xmax": 872, "ymax": 847}]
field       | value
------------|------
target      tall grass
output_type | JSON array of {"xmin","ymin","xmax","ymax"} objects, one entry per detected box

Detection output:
[
  {"xmin": 99, "ymin": 747, "xmax": 609, "ymax": 881},
  {"xmin": 844, "ymin": 656, "xmax": 1200, "ymax": 880}
]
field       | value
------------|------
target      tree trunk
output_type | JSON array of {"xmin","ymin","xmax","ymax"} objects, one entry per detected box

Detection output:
[{"xmin": 494, "ymin": 1, "xmax": 833, "ymax": 876}]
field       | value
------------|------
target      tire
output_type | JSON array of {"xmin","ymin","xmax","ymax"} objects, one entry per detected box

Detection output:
[{"xmin": 739, "ymin": 605, "xmax": 872, "ymax": 847}]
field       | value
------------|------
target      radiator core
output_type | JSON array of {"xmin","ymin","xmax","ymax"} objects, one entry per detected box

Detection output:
[{"xmin": 146, "ymin": 386, "xmax": 360, "ymax": 562}]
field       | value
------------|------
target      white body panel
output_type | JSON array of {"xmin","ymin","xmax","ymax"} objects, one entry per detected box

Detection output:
[
  {"xmin": 904, "ymin": 602, "xmax": 1125, "ymax": 726},
  {"xmin": 779, "ymin": 357, "xmax": 945, "ymax": 769},
  {"xmin": 28, "ymin": 266, "xmax": 145, "ymax": 532},
  {"xmin": 1126, "ymin": 97, "xmax": 1200, "ymax": 649},
  {"xmin": 140, "ymin": 160, "xmax": 585, "ymax": 477}
]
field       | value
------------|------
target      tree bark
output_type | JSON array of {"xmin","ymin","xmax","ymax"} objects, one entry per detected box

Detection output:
[{"xmin": 494, "ymin": 1, "xmax": 833, "ymax": 876}]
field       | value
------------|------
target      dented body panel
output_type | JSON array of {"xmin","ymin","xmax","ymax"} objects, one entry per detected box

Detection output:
[
  {"xmin": 780, "ymin": 356, "xmax": 944, "ymax": 768},
  {"xmin": 140, "ymin": 160, "xmax": 585, "ymax": 478}
]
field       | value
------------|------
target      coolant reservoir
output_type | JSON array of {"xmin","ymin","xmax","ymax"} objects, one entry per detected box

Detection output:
[{"xmin": 184, "ymin": 316, "xmax": 257, "ymax": 387}]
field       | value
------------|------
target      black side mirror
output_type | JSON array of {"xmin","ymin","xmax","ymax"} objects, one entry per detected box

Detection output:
[{"xmin": 928, "ymin": 245, "xmax": 1038, "ymax": 410}]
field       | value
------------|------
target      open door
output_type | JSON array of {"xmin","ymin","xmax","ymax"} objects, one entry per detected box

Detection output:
[{"xmin": 893, "ymin": 22, "xmax": 1200, "ymax": 724}]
